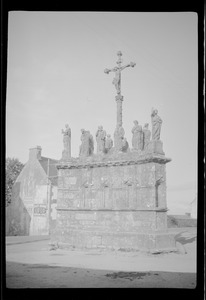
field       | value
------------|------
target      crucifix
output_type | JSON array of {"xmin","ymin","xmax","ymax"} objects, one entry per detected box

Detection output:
[{"xmin": 104, "ymin": 51, "xmax": 136, "ymax": 127}]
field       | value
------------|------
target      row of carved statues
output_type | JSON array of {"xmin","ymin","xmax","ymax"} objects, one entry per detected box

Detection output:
[{"xmin": 62, "ymin": 108, "xmax": 162, "ymax": 159}]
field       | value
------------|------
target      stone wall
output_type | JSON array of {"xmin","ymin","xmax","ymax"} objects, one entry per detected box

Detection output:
[
  {"xmin": 51, "ymin": 155, "xmax": 176, "ymax": 251},
  {"xmin": 57, "ymin": 160, "xmax": 167, "ymax": 211}
]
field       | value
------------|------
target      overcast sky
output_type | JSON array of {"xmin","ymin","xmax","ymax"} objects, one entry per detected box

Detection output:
[{"xmin": 6, "ymin": 11, "xmax": 198, "ymax": 214}]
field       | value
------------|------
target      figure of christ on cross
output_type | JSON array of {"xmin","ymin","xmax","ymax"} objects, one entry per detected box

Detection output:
[{"xmin": 104, "ymin": 51, "xmax": 136, "ymax": 96}]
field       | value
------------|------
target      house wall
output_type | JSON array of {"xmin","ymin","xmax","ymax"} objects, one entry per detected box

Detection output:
[
  {"xmin": 6, "ymin": 182, "xmax": 31, "ymax": 236},
  {"xmin": 50, "ymin": 186, "xmax": 58, "ymax": 232},
  {"xmin": 6, "ymin": 157, "xmax": 57, "ymax": 236}
]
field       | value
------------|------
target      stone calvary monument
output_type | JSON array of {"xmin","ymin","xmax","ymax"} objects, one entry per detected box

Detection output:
[{"xmin": 51, "ymin": 52, "xmax": 176, "ymax": 252}]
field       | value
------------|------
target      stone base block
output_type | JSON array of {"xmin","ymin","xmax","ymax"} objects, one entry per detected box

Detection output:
[
  {"xmin": 62, "ymin": 150, "xmax": 71, "ymax": 161},
  {"xmin": 147, "ymin": 140, "xmax": 165, "ymax": 155},
  {"xmin": 51, "ymin": 230, "xmax": 177, "ymax": 253}
]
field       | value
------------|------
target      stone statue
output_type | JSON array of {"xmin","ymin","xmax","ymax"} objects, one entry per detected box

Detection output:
[
  {"xmin": 79, "ymin": 129, "xmax": 94, "ymax": 158},
  {"xmin": 114, "ymin": 125, "xmax": 125, "ymax": 151},
  {"xmin": 104, "ymin": 51, "xmax": 136, "ymax": 96},
  {"xmin": 151, "ymin": 108, "xmax": 162, "ymax": 140},
  {"xmin": 122, "ymin": 137, "xmax": 129, "ymax": 152},
  {"xmin": 61, "ymin": 124, "xmax": 71, "ymax": 159},
  {"xmin": 132, "ymin": 120, "xmax": 143, "ymax": 150},
  {"xmin": 105, "ymin": 134, "xmax": 113, "ymax": 153},
  {"xmin": 143, "ymin": 123, "xmax": 151, "ymax": 150},
  {"xmin": 89, "ymin": 133, "xmax": 94, "ymax": 155},
  {"xmin": 96, "ymin": 125, "xmax": 106, "ymax": 154}
]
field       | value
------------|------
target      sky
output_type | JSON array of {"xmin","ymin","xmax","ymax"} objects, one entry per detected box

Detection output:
[{"xmin": 6, "ymin": 11, "xmax": 198, "ymax": 215}]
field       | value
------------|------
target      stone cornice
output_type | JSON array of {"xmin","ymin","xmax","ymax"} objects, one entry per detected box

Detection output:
[
  {"xmin": 56, "ymin": 154, "xmax": 171, "ymax": 170},
  {"xmin": 56, "ymin": 207, "xmax": 168, "ymax": 212}
]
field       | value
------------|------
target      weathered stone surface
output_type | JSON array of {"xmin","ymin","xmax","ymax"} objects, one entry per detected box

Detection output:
[
  {"xmin": 105, "ymin": 134, "xmax": 113, "ymax": 153},
  {"xmin": 132, "ymin": 120, "xmax": 144, "ymax": 151},
  {"xmin": 61, "ymin": 124, "xmax": 71, "ymax": 160},
  {"xmin": 151, "ymin": 108, "xmax": 162, "ymax": 140},
  {"xmin": 104, "ymin": 51, "xmax": 136, "ymax": 96},
  {"xmin": 51, "ymin": 54, "xmax": 173, "ymax": 252},
  {"xmin": 115, "ymin": 95, "xmax": 123, "ymax": 127},
  {"xmin": 96, "ymin": 125, "xmax": 106, "ymax": 154},
  {"xmin": 79, "ymin": 129, "xmax": 94, "ymax": 158},
  {"xmin": 104, "ymin": 52, "xmax": 136, "ymax": 129},
  {"xmin": 114, "ymin": 125, "xmax": 129, "ymax": 152},
  {"xmin": 143, "ymin": 123, "xmax": 151, "ymax": 150},
  {"xmin": 51, "ymin": 154, "xmax": 174, "ymax": 252},
  {"xmin": 57, "ymin": 152, "xmax": 171, "ymax": 169},
  {"xmin": 51, "ymin": 210, "xmax": 176, "ymax": 251},
  {"xmin": 114, "ymin": 125, "xmax": 124, "ymax": 150},
  {"xmin": 147, "ymin": 140, "xmax": 165, "ymax": 155}
]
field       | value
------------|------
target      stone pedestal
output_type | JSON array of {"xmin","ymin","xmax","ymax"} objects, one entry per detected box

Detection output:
[
  {"xmin": 51, "ymin": 153, "xmax": 176, "ymax": 252},
  {"xmin": 62, "ymin": 150, "xmax": 71, "ymax": 161},
  {"xmin": 147, "ymin": 140, "xmax": 164, "ymax": 155}
]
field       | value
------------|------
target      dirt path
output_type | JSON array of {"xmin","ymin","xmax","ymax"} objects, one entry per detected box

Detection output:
[
  {"xmin": 6, "ymin": 228, "xmax": 197, "ymax": 288},
  {"xmin": 6, "ymin": 261, "xmax": 196, "ymax": 288}
]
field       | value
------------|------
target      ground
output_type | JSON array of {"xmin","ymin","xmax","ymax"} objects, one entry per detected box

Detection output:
[{"xmin": 5, "ymin": 227, "xmax": 197, "ymax": 288}]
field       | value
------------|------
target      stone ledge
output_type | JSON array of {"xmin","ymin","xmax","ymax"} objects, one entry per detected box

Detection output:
[
  {"xmin": 58, "ymin": 185, "xmax": 155, "ymax": 190},
  {"xmin": 56, "ymin": 207, "xmax": 168, "ymax": 212},
  {"xmin": 57, "ymin": 154, "xmax": 171, "ymax": 170}
]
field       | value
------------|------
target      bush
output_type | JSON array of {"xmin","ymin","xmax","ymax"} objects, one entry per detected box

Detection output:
[{"xmin": 6, "ymin": 157, "xmax": 24, "ymax": 206}]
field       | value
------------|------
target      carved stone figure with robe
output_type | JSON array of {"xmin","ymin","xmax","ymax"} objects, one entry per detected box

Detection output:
[
  {"xmin": 79, "ymin": 129, "xmax": 94, "ymax": 157},
  {"xmin": 105, "ymin": 134, "xmax": 113, "ymax": 153},
  {"xmin": 61, "ymin": 124, "xmax": 71, "ymax": 159},
  {"xmin": 142, "ymin": 123, "xmax": 151, "ymax": 150},
  {"xmin": 96, "ymin": 125, "xmax": 106, "ymax": 154},
  {"xmin": 151, "ymin": 108, "xmax": 162, "ymax": 140},
  {"xmin": 131, "ymin": 120, "xmax": 143, "ymax": 150}
]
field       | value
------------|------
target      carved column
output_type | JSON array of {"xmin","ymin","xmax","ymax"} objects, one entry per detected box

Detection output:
[{"xmin": 116, "ymin": 95, "xmax": 123, "ymax": 127}]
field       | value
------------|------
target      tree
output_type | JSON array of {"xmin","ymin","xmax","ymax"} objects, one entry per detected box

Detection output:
[{"xmin": 6, "ymin": 157, "xmax": 24, "ymax": 206}]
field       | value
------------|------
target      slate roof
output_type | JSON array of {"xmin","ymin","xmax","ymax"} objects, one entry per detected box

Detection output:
[{"xmin": 39, "ymin": 156, "xmax": 59, "ymax": 186}]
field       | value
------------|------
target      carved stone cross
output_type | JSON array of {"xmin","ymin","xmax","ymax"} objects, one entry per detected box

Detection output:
[
  {"xmin": 104, "ymin": 51, "xmax": 136, "ymax": 127},
  {"xmin": 104, "ymin": 51, "xmax": 136, "ymax": 96}
]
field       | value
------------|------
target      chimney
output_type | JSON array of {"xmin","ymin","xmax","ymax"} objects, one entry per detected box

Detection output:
[{"xmin": 29, "ymin": 146, "xmax": 42, "ymax": 161}]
